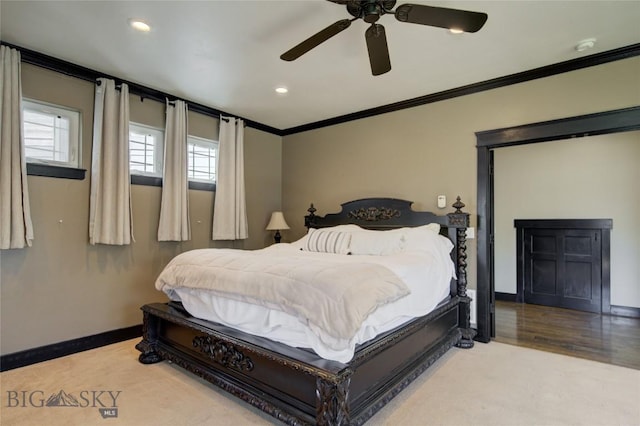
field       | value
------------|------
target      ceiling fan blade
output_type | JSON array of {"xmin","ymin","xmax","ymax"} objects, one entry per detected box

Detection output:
[
  {"xmin": 395, "ymin": 4, "xmax": 488, "ymax": 33},
  {"xmin": 326, "ymin": 0, "xmax": 350, "ymax": 4},
  {"xmin": 280, "ymin": 19, "xmax": 352, "ymax": 61},
  {"xmin": 365, "ymin": 23, "xmax": 391, "ymax": 76}
]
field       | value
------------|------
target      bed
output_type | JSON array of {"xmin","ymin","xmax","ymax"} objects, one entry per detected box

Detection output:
[{"xmin": 136, "ymin": 197, "xmax": 475, "ymax": 425}]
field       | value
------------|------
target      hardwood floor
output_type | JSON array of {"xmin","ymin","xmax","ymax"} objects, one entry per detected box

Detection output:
[{"xmin": 494, "ymin": 300, "xmax": 640, "ymax": 370}]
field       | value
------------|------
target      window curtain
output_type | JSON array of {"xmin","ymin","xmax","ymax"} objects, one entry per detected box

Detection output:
[
  {"xmin": 158, "ymin": 99, "xmax": 190, "ymax": 241},
  {"xmin": 212, "ymin": 116, "xmax": 248, "ymax": 240},
  {"xmin": 89, "ymin": 78, "xmax": 133, "ymax": 245},
  {"xmin": 0, "ymin": 46, "xmax": 34, "ymax": 249}
]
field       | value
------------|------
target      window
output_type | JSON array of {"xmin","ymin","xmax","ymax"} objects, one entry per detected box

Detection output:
[
  {"xmin": 22, "ymin": 99, "xmax": 81, "ymax": 168},
  {"xmin": 128, "ymin": 123, "xmax": 217, "ymax": 188},
  {"xmin": 187, "ymin": 136, "xmax": 217, "ymax": 183},
  {"xmin": 129, "ymin": 123, "xmax": 163, "ymax": 176}
]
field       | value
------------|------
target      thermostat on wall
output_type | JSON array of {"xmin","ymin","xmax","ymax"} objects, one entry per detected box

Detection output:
[{"xmin": 437, "ymin": 195, "xmax": 446, "ymax": 209}]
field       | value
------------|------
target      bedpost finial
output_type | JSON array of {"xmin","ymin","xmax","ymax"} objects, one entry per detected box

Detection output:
[
  {"xmin": 452, "ymin": 196, "xmax": 465, "ymax": 213},
  {"xmin": 305, "ymin": 203, "xmax": 318, "ymax": 229}
]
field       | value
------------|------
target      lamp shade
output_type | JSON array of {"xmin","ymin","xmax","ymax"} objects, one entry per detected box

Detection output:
[{"xmin": 266, "ymin": 211, "xmax": 290, "ymax": 231}]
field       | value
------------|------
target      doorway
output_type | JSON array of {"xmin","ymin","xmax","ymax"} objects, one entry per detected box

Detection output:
[{"xmin": 474, "ymin": 106, "xmax": 640, "ymax": 342}]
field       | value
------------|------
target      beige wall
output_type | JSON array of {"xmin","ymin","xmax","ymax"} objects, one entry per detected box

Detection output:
[
  {"xmin": 0, "ymin": 64, "xmax": 282, "ymax": 355},
  {"xmin": 282, "ymin": 56, "xmax": 640, "ymax": 296},
  {"xmin": 494, "ymin": 132, "xmax": 640, "ymax": 307}
]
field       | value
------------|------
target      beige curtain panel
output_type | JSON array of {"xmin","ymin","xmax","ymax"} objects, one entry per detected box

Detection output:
[
  {"xmin": 158, "ymin": 99, "xmax": 190, "ymax": 241},
  {"xmin": 89, "ymin": 78, "xmax": 133, "ymax": 245},
  {"xmin": 212, "ymin": 116, "xmax": 248, "ymax": 240},
  {"xmin": 0, "ymin": 46, "xmax": 34, "ymax": 249}
]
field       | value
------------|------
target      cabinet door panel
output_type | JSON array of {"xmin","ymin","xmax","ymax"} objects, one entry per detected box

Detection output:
[{"xmin": 523, "ymin": 228, "xmax": 601, "ymax": 313}]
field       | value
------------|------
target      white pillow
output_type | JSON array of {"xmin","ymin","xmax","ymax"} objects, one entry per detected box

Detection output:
[
  {"xmin": 290, "ymin": 224, "xmax": 362, "ymax": 249},
  {"xmin": 292, "ymin": 223, "xmax": 443, "ymax": 256},
  {"xmin": 415, "ymin": 223, "xmax": 441, "ymax": 234},
  {"xmin": 349, "ymin": 229, "xmax": 405, "ymax": 256},
  {"xmin": 403, "ymin": 227, "xmax": 453, "ymax": 254},
  {"xmin": 302, "ymin": 228, "xmax": 352, "ymax": 254}
]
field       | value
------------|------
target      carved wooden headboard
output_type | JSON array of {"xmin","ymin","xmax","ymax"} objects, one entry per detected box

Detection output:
[{"xmin": 305, "ymin": 197, "xmax": 469, "ymax": 231}]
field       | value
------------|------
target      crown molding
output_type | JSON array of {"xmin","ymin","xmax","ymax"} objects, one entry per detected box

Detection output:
[{"xmin": 281, "ymin": 43, "xmax": 640, "ymax": 136}]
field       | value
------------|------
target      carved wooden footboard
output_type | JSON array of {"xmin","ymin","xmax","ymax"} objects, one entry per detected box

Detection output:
[{"xmin": 136, "ymin": 197, "xmax": 474, "ymax": 425}]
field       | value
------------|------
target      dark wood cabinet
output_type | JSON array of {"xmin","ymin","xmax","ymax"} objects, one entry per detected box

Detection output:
[{"xmin": 515, "ymin": 219, "xmax": 612, "ymax": 313}]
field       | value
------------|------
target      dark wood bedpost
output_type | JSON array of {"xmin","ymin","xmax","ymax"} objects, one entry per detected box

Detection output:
[
  {"xmin": 447, "ymin": 197, "xmax": 476, "ymax": 349},
  {"xmin": 135, "ymin": 309, "xmax": 163, "ymax": 364},
  {"xmin": 316, "ymin": 374, "xmax": 351, "ymax": 425}
]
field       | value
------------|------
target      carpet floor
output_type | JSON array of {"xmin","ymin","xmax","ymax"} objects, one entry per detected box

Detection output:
[{"xmin": 1, "ymin": 339, "xmax": 638, "ymax": 426}]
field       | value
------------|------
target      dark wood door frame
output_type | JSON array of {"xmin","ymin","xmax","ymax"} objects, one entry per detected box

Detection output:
[{"xmin": 474, "ymin": 106, "xmax": 640, "ymax": 342}]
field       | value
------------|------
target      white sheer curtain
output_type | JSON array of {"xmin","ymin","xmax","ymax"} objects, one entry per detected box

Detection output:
[
  {"xmin": 89, "ymin": 78, "xmax": 133, "ymax": 245},
  {"xmin": 158, "ymin": 99, "xmax": 190, "ymax": 241},
  {"xmin": 212, "ymin": 116, "xmax": 248, "ymax": 240},
  {"xmin": 0, "ymin": 46, "xmax": 34, "ymax": 249}
]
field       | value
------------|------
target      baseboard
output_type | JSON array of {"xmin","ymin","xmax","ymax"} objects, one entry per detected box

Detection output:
[
  {"xmin": 495, "ymin": 292, "xmax": 518, "ymax": 302},
  {"xmin": 467, "ymin": 289, "xmax": 477, "ymax": 328},
  {"xmin": 0, "ymin": 324, "xmax": 142, "ymax": 372},
  {"xmin": 609, "ymin": 305, "xmax": 640, "ymax": 318}
]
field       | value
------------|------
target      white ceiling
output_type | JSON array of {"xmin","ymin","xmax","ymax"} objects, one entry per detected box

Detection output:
[{"xmin": 2, "ymin": 1, "xmax": 639, "ymax": 131}]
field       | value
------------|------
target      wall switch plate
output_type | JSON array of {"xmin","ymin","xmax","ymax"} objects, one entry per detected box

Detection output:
[
  {"xmin": 437, "ymin": 195, "xmax": 446, "ymax": 209},
  {"xmin": 466, "ymin": 227, "xmax": 475, "ymax": 239}
]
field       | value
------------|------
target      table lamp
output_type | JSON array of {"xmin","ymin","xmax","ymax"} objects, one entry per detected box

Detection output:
[{"xmin": 266, "ymin": 211, "xmax": 290, "ymax": 243}]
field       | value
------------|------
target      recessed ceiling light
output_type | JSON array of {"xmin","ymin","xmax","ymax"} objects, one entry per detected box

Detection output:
[
  {"xmin": 449, "ymin": 28, "xmax": 464, "ymax": 34},
  {"xmin": 575, "ymin": 38, "xmax": 596, "ymax": 52},
  {"xmin": 275, "ymin": 86, "xmax": 288, "ymax": 94},
  {"xmin": 129, "ymin": 19, "xmax": 151, "ymax": 32}
]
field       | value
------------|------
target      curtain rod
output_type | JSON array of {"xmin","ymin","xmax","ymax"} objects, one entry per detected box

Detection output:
[
  {"xmin": 2, "ymin": 41, "xmax": 282, "ymax": 135},
  {"xmin": 95, "ymin": 79, "xmax": 238, "ymax": 124},
  {"xmin": 94, "ymin": 77, "xmax": 234, "ymax": 127}
]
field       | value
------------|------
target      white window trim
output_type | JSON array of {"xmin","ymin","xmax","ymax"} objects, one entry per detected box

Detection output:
[
  {"xmin": 22, "ymin": 98, "xmax": 82, "ymax": 169},
  {"xmin": 129, "ymin": 122, "xmax": 164, "ymax": 177},
  {"xmin": 187, "ymin": 135, "xmax": 218, "ymax": 184}
]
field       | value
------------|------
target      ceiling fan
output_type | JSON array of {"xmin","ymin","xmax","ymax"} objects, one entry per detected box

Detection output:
[{"xmin": 280, "ymin": 0, "xmax": 488, "ymax": 76}]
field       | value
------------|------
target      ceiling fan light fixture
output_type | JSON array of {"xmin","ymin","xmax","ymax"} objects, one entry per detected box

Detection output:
[
  {"xmin": 363, "ymin": 2, "xmax": 382, "ymax": 23},
  {"xmin": 281, "ymin": 1, "xmax": 488, "ymax": 76},
  {"xmin": 275, "ymin": 86, "xmax": 288, "ymax": 94}
]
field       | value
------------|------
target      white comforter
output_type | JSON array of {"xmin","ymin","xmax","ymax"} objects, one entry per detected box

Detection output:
[
  {"xmin": 157, "ymin": 243, "xmax": 453, "ymax": 363},
  {"xmin": 157, "ymin": 248, "xmax": 410, "ymax": 344}
]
